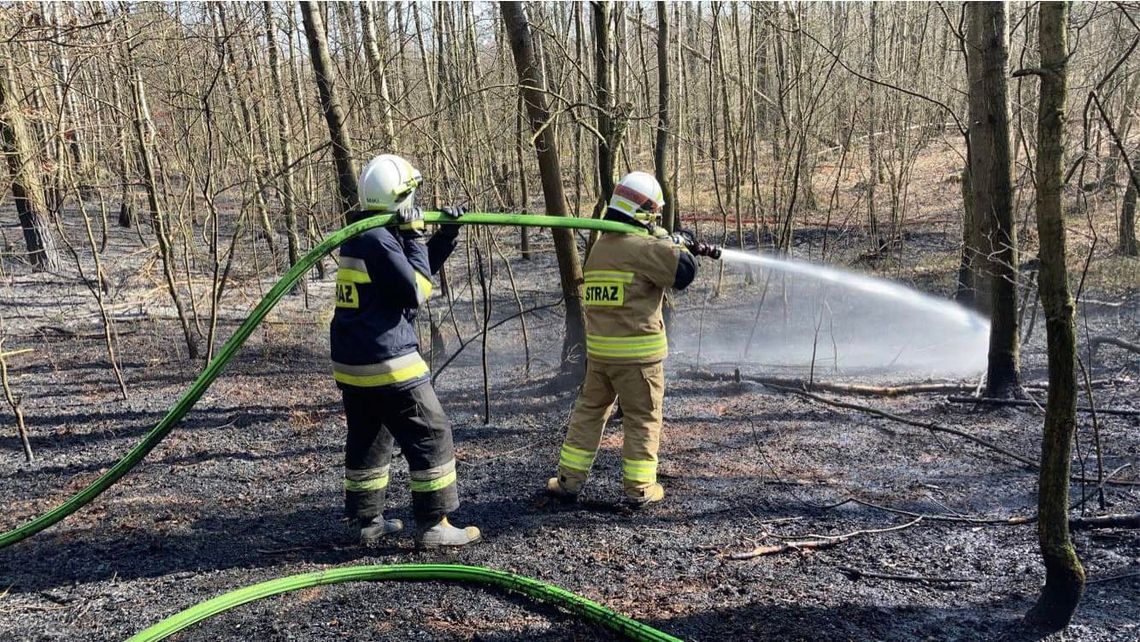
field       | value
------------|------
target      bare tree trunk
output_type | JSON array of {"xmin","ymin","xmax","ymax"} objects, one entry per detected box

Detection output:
[
  {"xmin": 0, "ymin": 339, "xmax": 33, "ymax": 462},
  {"xmin": 265, "ymin": 2, "xmax": 302, "ymax": 270},
  {"xmin": 1102, "ymin": 72, "xmax": 1139, "ymax": 187},
  {"xmin": 655, "ymin": 1, "xmax": 676, "ymax": 233},
  {"xmin": 301, "ymin": 1, "xmax": 359, "ymax": 218},
  {"xmin": 0, "ymin": 58, "xmax": 59, "ymax": 271},
  {"xmin": 867, "ymin": 2, "xmax": 881, "ymax": 252},
  {"xmin": 593, "ymin": 0, "xmax": 615, "ymax": 215},
  {"xmin": 1022, "ymin": 2, "xmax": 1086, "ymax": 631},
  {"xmin": 968, "ymin": 1, "xmax": 1021, "ymax": 398},
  {"xmin": 1122, "ymin": 178, "xmax": 1138, "ymax": 256},
  {"xmin": 126, "ymin": 58, "xmax": 200, "ymax": 360},
  {"xmin": 501, "ymin": 1, "xmax": 586, "ymax": 380},
  {"xmin": 360, "ymin": 0, "xmax": 397, "ymax": 148},
  {"xmin": 109, "ymin": 76, "xmax": 136, "ymax": 230},
  {"xmin": 515, "ymin": 95, "xmax": 531, "ymax": 259},
  {"xmin": 955, "ymin": 164, "xmax": 983, "ymax": 307}
]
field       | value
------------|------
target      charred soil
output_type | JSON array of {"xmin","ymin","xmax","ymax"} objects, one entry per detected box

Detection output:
[{"xmin": 0, "ymin": 213, "xmax": 1138, "ymax": 641}]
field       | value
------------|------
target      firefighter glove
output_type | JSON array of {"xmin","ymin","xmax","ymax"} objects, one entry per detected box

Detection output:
[
  {"xmin": 670, "ymin": 229, "xmax": 696, "ymax": 250},
  {"xmin": 398, "ymin": 205, "xmax": 425, "ymax": 236},
  {"xmin": 437, "ymin": 205, "xmax": 465, "ymax": 239}
]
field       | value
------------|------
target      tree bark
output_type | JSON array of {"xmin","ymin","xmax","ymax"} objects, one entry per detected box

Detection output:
[
  {"xmin": 0, "ymin": 58, "xmax": 58, "ymax": 271},
  {"xmin": 954, "ymin": 164, "xmax": 984, "ymax": 307},
  {"xmin": 967, "ymin": 2, "xmax": 1021, "ymax": 398},
  {"xmin": 1121, "ymin": 175, "xmax": 1138, "ymax": 257},
  {"xmin": 264, "ymin": 2, "xmax": 301, "ymax": 271},
  {"xmin": 501, "ymin": 1, "xmax": 586, "ymax": 379},
  {"xmin": 592, "ymin": 0, "xmax": 615, "ymax": 214},
  {"xmin": 127, "ymin": 59, "xmax": 199, "ymax": 360},
  {"xmin": 654, "ymin": 1, "xmax": 676, "ymax": 233},
  {"xmin": 1024, "ymin": 2, "xmax": 1085, "ymax": 631},
  {"xmin": 866, "ymin": 2, "xmax": 880, "ymax": 252},
  {"xmin": 360, "ymin": 0, "xmax": 397, "ymax": 148},
  {"xmin": 301, "ymin": 1, "xmax": 359, "ymax": 219}
]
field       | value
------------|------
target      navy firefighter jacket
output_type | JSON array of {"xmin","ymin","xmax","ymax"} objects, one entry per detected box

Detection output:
[{"xmin": 330, "ymin": 220, "xmax": 457, "ymax": 392}]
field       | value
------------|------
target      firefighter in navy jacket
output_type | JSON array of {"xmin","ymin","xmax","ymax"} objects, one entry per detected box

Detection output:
[{"xmin": 332, "ymin": 154, "xmax": 480, "ymax": 548}]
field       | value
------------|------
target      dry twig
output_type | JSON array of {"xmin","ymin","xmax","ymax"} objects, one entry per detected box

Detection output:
[
  {"xmin": 728, "ymin": 517, "xmax": 923, "ymax": 560},
  {"xmin": 946, "ymin": 395, "xmax": 1140, "ymax": 417}
]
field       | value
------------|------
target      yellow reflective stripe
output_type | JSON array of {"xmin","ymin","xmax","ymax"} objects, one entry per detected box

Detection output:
[
  {"xmin": 613, "ymin": 199, "xmax": 636, "ymax": 214},
  {"xmin": 622, "ymin": 459, "xmax": 657, "ymax": 483},
  {"xmin": 410, "ymin": 470, "xmax": 456, "ymax": 493},
  {"xmin": 586, "ymin": 333, "xmax": 666, "ymax": 345},
  {"xmin": 336, "ymin": 267, "xmax": 371, "ymax": 284},
  {"xmin": 334, "ymin": 353, "xmax": 424, "ymax": 376},
  {"xmin": 584, "ymin": 270, "xmax": 635, "ymax": 284},
  {"xmin": 344, "ymin": 475, "xmax": 390, "ymax": 492},
  {"xmin": 559, "ymin": 445, "xmax": 596, "ymax": 471},
  {"xmin": 414, "ymin": 270, "xmax": 433, "ymax": 303},
  {"xmin": 334, "ymin": 360, "xmax": 429, "ymax": 387},
  {"xmin": 586, "ymin": 333, "xmax": 668, "ymax": 358},
  {"xmin": 588, "ymin": 344, "xmax": 665, "ymax": 353}
]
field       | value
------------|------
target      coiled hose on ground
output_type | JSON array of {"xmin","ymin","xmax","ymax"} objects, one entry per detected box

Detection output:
[{"xmin": 1, "ymin": 214, "xmax": 680, "ymax": 641}]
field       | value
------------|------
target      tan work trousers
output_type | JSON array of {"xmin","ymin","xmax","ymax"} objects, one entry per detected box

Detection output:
[{"xmin": 557, "ymin": 359, "xmax": 665, "ymax": 499}]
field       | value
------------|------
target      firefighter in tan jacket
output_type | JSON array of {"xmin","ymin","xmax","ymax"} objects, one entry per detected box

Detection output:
[{"xmin": 547, "ymin": 172, "xmax": 702, "ymax": 506}]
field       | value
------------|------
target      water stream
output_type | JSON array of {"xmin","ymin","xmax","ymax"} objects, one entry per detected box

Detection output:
[{"xmin": 672, "ymin": 249, "xmax": 990, "ymax": 379}]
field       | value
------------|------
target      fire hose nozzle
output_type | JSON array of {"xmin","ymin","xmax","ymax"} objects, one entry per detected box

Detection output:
[
  {"xmin": 689, "ymin": 241, "xmax": 722, "ymax": 259},
  {"xmin": 672, "ymin": 229, "xmax": 722, "ymax": 259}
]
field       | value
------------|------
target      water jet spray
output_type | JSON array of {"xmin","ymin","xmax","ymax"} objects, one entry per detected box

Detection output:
[{"xmin": 677, "ymin": 248, "xmax": 990, "ymax": 378}]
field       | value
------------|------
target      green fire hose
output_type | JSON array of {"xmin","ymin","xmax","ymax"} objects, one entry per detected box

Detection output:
[
  {"xmin": 3, "ymin": 213, "xmax": 680, "ymax": 642},
  {"xmin": 0, "ymin": 212, "xmax": 644, "ymax": 550},
  {"xmin": 126, "ymin": 564, "xmax": 682, "ymax": 642}
]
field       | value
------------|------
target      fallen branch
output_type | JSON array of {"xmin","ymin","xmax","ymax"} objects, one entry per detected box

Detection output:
[
  {"xmin": 823, "ymin": 497, "xmax": 1035, "ymax": 525},
  {"xmin": 946, "ymin": 395, "xmax": 1140, "ymax": 417},
  {"xmin": 37, "ymin": 325, "xmax": 140, "ymax": 339},
  {"xmin": 1087, "ymin": 571, "xmax": 1140, "ymax": 584},
  {"xmin": 821, "ymin": 464, "xmax": 1134, "ymax": 528},
  {"xmin": 688, "ymin": 368, "xmax": 977, "ymax": 397},
  {"xmin": 1089, "ymin": 336, "xmax": 1140, "ymax": 356},
  {"xmin": 761, "ymin": 385, "xmax": 1140, "ymax": 486},
  {"xmin": 761, "ymin": 382, "xmax": 1040, "ymax": 468},
  {"xmin": 729, "ymin": 538, "xmax": 842, "ymax": 558},
  {"xmin": 1069, "ymin": 513, "xmax": 1140, "ymax": 530},
  {"xmin": 728, "ymin": 517, "xmax": 923, "ymax": 560},
  {"xmin": 837, "ymin": 565, "xmax": 980, "ymax": 584}
]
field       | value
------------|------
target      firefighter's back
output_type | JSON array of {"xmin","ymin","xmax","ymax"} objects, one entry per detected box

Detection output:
[{"xmin": 582, "ymin": 233, "xmax": 679, "ymax": 364}]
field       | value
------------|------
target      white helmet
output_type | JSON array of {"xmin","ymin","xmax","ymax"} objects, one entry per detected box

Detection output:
[
  {"xmin": 608, "ymin": 171, "xmax": 665, "ymax": 227},
  {"xmin": 358, "ymin": 154, "xmax": 423, "ymax": 211}
]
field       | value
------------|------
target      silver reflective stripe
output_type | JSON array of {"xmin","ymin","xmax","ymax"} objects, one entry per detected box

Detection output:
[
  {"xmin": 332, "ymin": 352, "xmax": 425, "ymax": 377},
  {"xmin": 410, "ymin": 458, "xmax": 455, "ymax": 481},
  {"xmin": 340, "ymin": 256, "xmax": 368, "ymax": 273},
  {"xmin": 345, "ymin": 465, "xmax": 391, "ymax": 481}
]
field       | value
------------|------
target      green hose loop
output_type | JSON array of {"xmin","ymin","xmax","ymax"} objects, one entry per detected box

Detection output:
[
  {"xmin": 0, "ymin": 212, "xmax": 646, "ymax": 549},
  {"xmin": 126, "ymin": 563, "xmax": 682, "ymax": 642}
]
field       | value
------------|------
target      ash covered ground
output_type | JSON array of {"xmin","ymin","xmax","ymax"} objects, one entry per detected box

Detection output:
[{"xmin": 0, "ymin": 221, "xmax": 1138, "ymax": 641}]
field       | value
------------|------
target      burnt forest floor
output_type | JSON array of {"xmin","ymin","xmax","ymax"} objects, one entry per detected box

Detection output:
[{"xmin": 0, "ymin": 204, "xmax": 1138, "ymax": 642}]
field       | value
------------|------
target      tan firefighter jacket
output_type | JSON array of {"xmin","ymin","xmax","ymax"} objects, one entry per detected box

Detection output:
[{"xmin": 582, "ymin": 232, "xmax": 682, "ymax": 364}]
